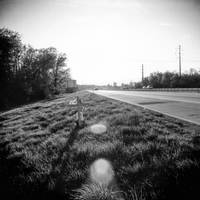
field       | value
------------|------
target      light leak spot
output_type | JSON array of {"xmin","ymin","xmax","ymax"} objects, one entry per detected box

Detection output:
[
  {"xmin": 90, "ymin": 123, "xmax": 107, "ymax": 134},
  {"xmin": 89, "ymin": 159, "xmax": 114, "ymax": 186}
]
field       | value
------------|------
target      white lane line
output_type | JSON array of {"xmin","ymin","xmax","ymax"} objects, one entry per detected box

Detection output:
[
  {"xmin": 91, "ymin": 91, "xmax": 200, "ymax": 126},
  {"xmin": 99, "ymin": 91, "xmax": 200, "ymax": 105}
]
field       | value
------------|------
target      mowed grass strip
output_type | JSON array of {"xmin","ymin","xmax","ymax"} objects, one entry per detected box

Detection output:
[{"xmin": 0, "ymin": 91, "xmax": 200, "ymax": 200}]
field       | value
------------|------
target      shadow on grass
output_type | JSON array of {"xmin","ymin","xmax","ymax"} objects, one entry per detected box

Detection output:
[
  {"xmin": 0, "ymin": 140, "xmax": 38, "ymax": 200},
  {"xmin": 44, "ymin": 122, "xmax": 86, "ymax": 200},
  {"xmin": 0, "ymin": 122, "xmax": 85, "ymax": 200}
]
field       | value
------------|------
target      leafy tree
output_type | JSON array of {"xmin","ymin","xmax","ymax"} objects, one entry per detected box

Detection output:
[
  {"xmin": 142, "ymin": 77, "xmax": 150, "ymax": 87},
  {"xmin": 170, "ymin": 73, "xmax": 179, "ymax": 88},
  {"xmin": 50, "ymin": 52, "xmax": 70, "ymax": 94},
  {"xmin": 135, "ymin": 69, "xmax": 200, "ymax": 89},
  {"xmin": 135, "ymin": 82, "xmax": 143, "ymax": 88},
  {"xmin": 0, "ymin": 28, "xmax": 71, "ymax": 110},
  {"xmin": 0, "ymin": 28, "xmax": 23, "ymax": 108},
  {"xmin": 161, "ymin": 71, "xmax": 174, "ymax": 88},
  {"xmin": 148, "ymin": 72, "xmax": 163, "ymax": 88}
]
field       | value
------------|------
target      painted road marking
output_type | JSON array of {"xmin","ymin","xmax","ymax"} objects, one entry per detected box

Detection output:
[
  {"xmin": 91, "ymin": 90, "xmax": 200, "ymax": 126},
  {"xmin": 97, "ymin": 90, "xmax": 200, "ymax": 105}
]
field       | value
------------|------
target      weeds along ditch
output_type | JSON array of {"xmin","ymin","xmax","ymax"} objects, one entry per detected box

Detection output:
[{"xmin": 0, "ymin": 91, "xmax": 200, "ymax": 200}]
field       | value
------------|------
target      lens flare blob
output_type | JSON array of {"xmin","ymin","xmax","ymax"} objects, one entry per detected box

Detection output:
[
  {"xmin": 90, "ymin": 124, "xmax": 107, "ymax": 134},
  {"xmin": 90, "ymin": 159, "xmax": 114, "ymax": 186}
]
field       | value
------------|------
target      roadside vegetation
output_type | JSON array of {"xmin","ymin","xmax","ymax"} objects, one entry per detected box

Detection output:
[
  {"xmin": 0, "ymin": 91, "xmax": 200, "ymax": 200},
  {"xmin": 0, "ymin": 28, "xmax": 70, "ymax": 111},
  {"xmin": 135, "ymin": 69, "xmax": 200, "ymax": 88}
]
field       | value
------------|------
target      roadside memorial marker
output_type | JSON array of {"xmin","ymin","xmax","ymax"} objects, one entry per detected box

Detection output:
[{"xmin": 69, "ymin": 96, "xmax": 85, "ymax": 127}]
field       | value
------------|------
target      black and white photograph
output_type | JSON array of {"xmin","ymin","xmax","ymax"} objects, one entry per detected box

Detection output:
[{"xmin": 0, "ymin": 0, "xmax": 200, "ymax": 199}]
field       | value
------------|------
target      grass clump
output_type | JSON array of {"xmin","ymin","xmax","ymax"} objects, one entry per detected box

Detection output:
[
  {"xmin": 109, "ymin": 112, "xmax": 140, "ymax": 127},
  {"xmin": 73, "ymin": 183, "xmax": 122, "ymax": 200}
]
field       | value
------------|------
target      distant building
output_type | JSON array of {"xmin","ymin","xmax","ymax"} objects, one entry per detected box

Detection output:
[
  {"xmin": 121, "ymin": 82, "xmax": 135, "ymax": 89},
  {"xmin": 66, "ymin": 79, "xmax": 77, "ymax": 88},
  {"xmin": 121, "ymin": 84, "xmax": 129, "ymax": 89},
  {"xmin": 66, "ymin": 79, "xmax": 77, "ymax": 92},
  {"xmin": 113, "ymin": 82, "xmax": 117, "ymax": 87},
  {"xmin": 129, "ymin": 81, "xmax": 135, "ymax": 87}
]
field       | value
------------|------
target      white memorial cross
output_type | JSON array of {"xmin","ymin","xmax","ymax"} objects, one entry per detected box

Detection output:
[{"xmin": 69, "ymin": 96, "xmax": 85, "ymax": 126}]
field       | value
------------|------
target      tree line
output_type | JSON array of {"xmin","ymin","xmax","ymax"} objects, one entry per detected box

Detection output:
[
  {"xmin": 135, "ymin": 69, "xmax": 200, "ymax": 88},
  {"xmin": 0, "ymin": 28, "xmax": 70, "ymax": 110}
]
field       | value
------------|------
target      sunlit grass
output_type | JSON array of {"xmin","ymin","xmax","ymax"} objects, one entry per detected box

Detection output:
[{"xmin": 0, "ymin": 90, "xmax": 200, "ymax": 200}]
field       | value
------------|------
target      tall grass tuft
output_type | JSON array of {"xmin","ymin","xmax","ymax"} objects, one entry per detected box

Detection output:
[
  {"xmin": 120, "ymin": 126, "xmax": 146, "ymax": 145},
  {"xmin": 109, "ymin": 113, "xmax": 140, "ymax": 127},
  {"xmin": 73, "ymin": 183, "xmax": 123, "ymax": 200}
]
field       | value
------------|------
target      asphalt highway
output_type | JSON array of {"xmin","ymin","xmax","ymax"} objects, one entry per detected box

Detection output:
[{"xmin": 92, "ymin": 90, "xmax": 200, "ymax": 125}]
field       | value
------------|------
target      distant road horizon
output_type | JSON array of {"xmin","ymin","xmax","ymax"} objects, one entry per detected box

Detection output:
[{"xmin": 91, "ymin": 90, "xmax": 200, "ymax": 125}]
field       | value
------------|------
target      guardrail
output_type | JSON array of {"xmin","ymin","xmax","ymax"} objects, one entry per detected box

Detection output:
[
  {"xmin": 132, "ymin": 88, "xmax": 200, "ymax": 92},
  {"xmin": 106, "ymin": 88, "xmax": 200, "ymax": 93}
]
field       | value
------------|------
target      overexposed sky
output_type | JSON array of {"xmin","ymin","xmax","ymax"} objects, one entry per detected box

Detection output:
[{"xmin": 1, "ymin": 0, "xmax": 200, "ymax": 85}]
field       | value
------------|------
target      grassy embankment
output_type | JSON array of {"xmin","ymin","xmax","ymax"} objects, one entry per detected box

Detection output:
[{"xmin": 0, "ymin": 91, "xmax": 200, "ymax": 200}]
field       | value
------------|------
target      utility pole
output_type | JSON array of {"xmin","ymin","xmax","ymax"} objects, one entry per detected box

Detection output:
[
  {"xmin": 142, "ymin": 64, "xmax": 144, "ymax": 82},
  {"xmin": 179, "ymin": 45, "xmax": 182, "ymax": 77}
]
